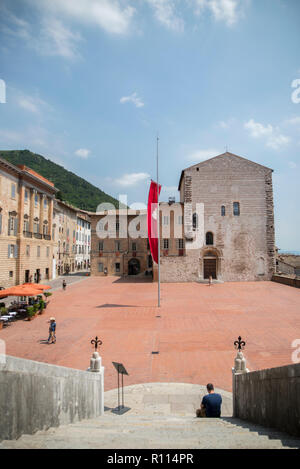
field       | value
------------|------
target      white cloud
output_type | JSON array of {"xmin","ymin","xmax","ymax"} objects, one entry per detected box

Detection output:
[
  {"xmin": 113, "ymin": 172, "xmax": 150, "ymax": 187},
  {"xmin": 2, "ymin": 1, "xmax": 136, "ymax": 60},
  {"xmin": 218, "ymin": 117, "xmax": 235, "ymax": 129},
  {"xmin": 285, "ymin": 117, "xmax": 300, "ymax": 127},
  {"xmin": 17, "ymin": 93, "xmax": 48, "ymax": 114},
  {"xmin": 75, "ymin": 148, "xmax": 90, "ymax": 159},
  {"xmin": 187, "ymin": 148, "xmax": 221, "ymax": 162},
  {"xmin": 244, "ymin": 119, "xmax": 290, "ymax": 150},
  {"xmin": 30, "ymin": 0, "xmax": 136, "ymax": 35},
  {"xmin": 288, "ymin": 161, "xmax": 297, "ymax": 169},
  {"xmin": 38, "ymin": 17, "xmax": 82, "ymax": 59},
  {"xmin": 194, "ymin": 0, "xmax": 248, "ymax": 26},
  {"xmin": 266, "ymin": 134, "xmax": 290, "ymax": 150},
  {"xmin": 120, "ymin": 92, "xmax": 144, "ymax": 108},
  {"xmin": 0, "ymin": 7, "xmax": 31, "ymax": 40},
  {"xmin": 146, "ymin": 0, "xmax": 184, "ymax": 32},
  {"xmin": 244, "ymin": 119, "xmax": 273, "ymax": 138},
  {"xmin": 0, "ymin": 129, "xmax": 24, "ymax": 143}
]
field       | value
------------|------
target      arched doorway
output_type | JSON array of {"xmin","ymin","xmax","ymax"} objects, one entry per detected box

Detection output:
[
  {"xmin": 128, "ymin": 258, "xmax": 140, "ymax": 275},
  {"xmin": 203, "ymin": 251, "xmax": 217, "ymax": 279}
]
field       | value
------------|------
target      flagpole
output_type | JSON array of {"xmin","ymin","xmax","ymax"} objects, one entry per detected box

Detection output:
[{"xmin": 157, "ymin": 135, "xmax": 160, "ymax": 307}]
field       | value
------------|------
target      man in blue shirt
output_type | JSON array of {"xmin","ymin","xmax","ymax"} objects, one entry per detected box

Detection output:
[
  {"xmin": 47, "ymin": 317, "xmax": 56, "ymax": 344},
  {"xmin": 197, "ymin": 383, "xmax": 222, "ymax": 418}
]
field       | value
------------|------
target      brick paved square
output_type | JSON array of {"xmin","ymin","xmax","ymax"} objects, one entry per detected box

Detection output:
[{"xmin": 1, "ymin": 277, "xmax": 299, "ymax": 391}]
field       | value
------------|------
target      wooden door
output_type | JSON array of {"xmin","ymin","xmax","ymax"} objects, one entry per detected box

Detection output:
[{"xmin": 204, "ymin": 259, "xmax": 217, "ymax": 279}]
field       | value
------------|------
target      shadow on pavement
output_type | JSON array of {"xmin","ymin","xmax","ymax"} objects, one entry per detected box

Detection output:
[
  {"xmin": 96, "ymin": 303, "xmax": 139, "ymax": 308},
  {"xmin": 113, "ymin": 276, "xmax": 152, "ymax": 284}
]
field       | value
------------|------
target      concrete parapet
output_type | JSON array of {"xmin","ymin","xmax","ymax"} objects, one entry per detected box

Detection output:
[
  {"xmin": 0, "ymin": 355, "xmax": 104, "ymax": 441},
  {"xmin": 233, "ymin": 363, "xmax": 300, "ymax": 437}
]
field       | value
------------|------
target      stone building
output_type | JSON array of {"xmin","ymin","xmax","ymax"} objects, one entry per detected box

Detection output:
[
  {"xmin": 90, "ymin": 209, "xmax": 151, "ymax": 277},
  {"xmin": 161, "ymin": 152, "xmax": 275, "ymax": 282},
  {"xmin": 52, "ymin": 200, "xmax": 77, "ymax": 278},
  {"xmin": 0, "ymin": 158, "xmax": 57, "ymax": 288},
  {"xmin": 75, "ymin": 211, "xmax": 91, "ymax": 272},
  {"xmin": 90, "ymin": 152, "xmax": 276, "ymax": 282}
]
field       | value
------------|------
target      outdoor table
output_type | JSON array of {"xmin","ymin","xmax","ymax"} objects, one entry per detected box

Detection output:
[{"xmin": 8, "ymin": 312, "xmax": 17, "ymax": 318}]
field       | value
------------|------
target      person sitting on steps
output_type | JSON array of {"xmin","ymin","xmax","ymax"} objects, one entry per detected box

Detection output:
[{"xmin": 196, "ymin": 383, "xmax": 222, "ymax": 418}]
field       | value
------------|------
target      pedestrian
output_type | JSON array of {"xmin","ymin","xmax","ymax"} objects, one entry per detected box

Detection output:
[
  {"xmin": 208, "ymin": 275, "xmax": 212, "ymax": 286},
  {"xmin": 62, "ymin": 279, "xmax": 66, "ymax": 290},
  {"xmin": 47, "ymin": 317, "xmax": 56, "ymax": 344},
  {"xmin": 196, "ymin": 383, "xmax": 222, "ymax": 418}
]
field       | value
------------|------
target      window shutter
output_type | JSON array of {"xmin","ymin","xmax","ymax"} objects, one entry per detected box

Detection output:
[
  {"xmin": 8, "ymin": 244, "xmax": 11, "ymax": 258},
  {"xmin": 0, "ymin": 213, "xmax": 2, "ymax": 233},
  {"xmin": 14, "ymin": 244, "xmax": 18, "ymax": 258},
  {"xmin": 8, "ymin": 218, "xmax": 10, "ymax": 236}
]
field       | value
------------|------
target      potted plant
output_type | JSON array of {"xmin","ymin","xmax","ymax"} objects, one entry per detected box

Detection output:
[
  {"xmin": 0, "ymin": 306, "xmax": 8, "ymax": 329},
  {"xmin": 38, "ymin": 299, "xmax": 45, "ymax": 315},
  {"xmin": 0, "ymin": 306, "xmax": 8, "ymax": 316},
  {"xmin": 27, "ymin": 306, "xmax": 36, "ymax": 321},
  {"xmin": 44, "ymin": 291, "xmax": 52, "ymax": 308}
]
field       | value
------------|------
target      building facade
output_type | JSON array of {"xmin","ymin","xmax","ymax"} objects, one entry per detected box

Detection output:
[
  {"xmin": 90, "ymin": 209, "xmax": 151, "ymax": 277},
  {"xmin": 75, "ymin": 212, "xmax": 91, "ymax": 271},
  {"xmin": 0, "ymin": 158, "xmax": 57, "ymax": 288},
  {"xmin": 161, "ymin": 152, "xmax": 275, "ymax": 282},
  {"xmin": 90, "ymin": 152, "xmax": 276, "ymax": 282},
  {"xmin": 52, "ymin": 200, "xmax": 77, "ymax": 278}
]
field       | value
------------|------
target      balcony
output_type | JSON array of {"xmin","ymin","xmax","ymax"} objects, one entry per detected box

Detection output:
[
  {"xmin": 33, "ymin": 233, "xmax": 42, "ymax": 239},
  {"xmin": 23, "ymin": 231, "xmax": 32, "ymax": 238},
  {"xmin": 43, "ymin": 234, "xmax": 51, "ymax": 240}
]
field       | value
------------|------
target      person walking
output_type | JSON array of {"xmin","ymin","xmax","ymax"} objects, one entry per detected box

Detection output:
[
  {"xmin": 62, "ymin": 279, "xmax": 66, "ymax": 291},
  {"xmin": 196, "ymin": 383, "xmax": 222, "ymax": 418},
  {"xmin": 47, "ymin": 317, "xmax": 56, "ymax": 344}
]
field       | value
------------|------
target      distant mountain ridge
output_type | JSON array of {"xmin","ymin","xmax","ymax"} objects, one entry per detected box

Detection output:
[{"xmin": 0, "ymin": 149, "xmax": 119, "ymax": 212}]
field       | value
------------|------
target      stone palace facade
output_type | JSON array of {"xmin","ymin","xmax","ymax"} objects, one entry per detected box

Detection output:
[{"xmin": 90, "ymin": 152, "xmax": 276, "ymax": 282}]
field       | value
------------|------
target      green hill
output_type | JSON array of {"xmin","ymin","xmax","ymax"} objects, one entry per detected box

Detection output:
[{"xmin": 0, "ymin": 149, "xmax": 119, "ymax": 211}]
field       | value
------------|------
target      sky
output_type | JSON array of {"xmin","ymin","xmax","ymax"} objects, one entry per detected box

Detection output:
[{"xmin": 0, "ymin": 0, "xmax": 299, "ymax": 251}]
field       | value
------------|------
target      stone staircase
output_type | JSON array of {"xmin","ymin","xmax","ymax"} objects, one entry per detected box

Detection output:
[{"xmin": 1, "ymin": 383, "xmax": 300, "ymax": 449}]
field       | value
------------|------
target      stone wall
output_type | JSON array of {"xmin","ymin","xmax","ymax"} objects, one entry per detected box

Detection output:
[
  {"xmin": 178, "ymin": 153, "xmax": 275, "ymax": 282},
  {"xmin": 272, "ymin": 275, "xmax": 300, "ymax": 289},
  {"xmin": 234, "ymin": 363, "xmax": 300, "ymax": 437},
  {"xmin": 0, "ymin": 355, "xmax": 104, "ymax": 441}
]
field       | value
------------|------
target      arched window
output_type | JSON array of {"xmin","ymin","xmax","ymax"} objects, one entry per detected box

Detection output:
[
  {"xmin": 206, "ymin": 232, "xmax": 214, "ymax": 245},
  {"xmin": 233, "ymin": 202, "xmax": 240, "ymax": 216},
  {"xmin": 221, "ymin": 205, "xmax": 225, "ymax": 216},
  {"xmin": 192, "ymin": 213, "xmax": 198, "ymax": 229}
]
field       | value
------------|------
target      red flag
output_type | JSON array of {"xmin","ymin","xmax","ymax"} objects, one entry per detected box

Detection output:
[{"xmin": 147, "ymin": 180, "xmax": 161, "ymax": 264}]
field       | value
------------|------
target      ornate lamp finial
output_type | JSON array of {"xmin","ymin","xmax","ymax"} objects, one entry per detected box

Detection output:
[
  {"xmin": 91, "ymin": 336, "xmax": 102, "ymax": 351},
  {"xmin": 234, "ymin": 336, "xmax": 246, "ymax": 351}
]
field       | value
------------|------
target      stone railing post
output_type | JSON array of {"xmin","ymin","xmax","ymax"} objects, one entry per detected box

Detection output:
[
  {"xmin": 88, "ymin": 350, "xmax": 105, "ymax": 415},
  {"xmin": 232, "ymin": 350, "xmax": 249, "ymax": 417}
]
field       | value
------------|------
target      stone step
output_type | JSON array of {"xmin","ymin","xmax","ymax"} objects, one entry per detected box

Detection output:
[
  {"xmin": 1, "ymin": 415, "xmax": 299, "ymax": 449},
  {"xmin": 1, "ymin": 383, "xmax": 299, "ymax": 449}
]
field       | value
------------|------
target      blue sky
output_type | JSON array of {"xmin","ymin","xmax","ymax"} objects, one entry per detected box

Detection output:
[{"xmin": 0, "ymin": 0, "xmax": 299, "ymax": 250}]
